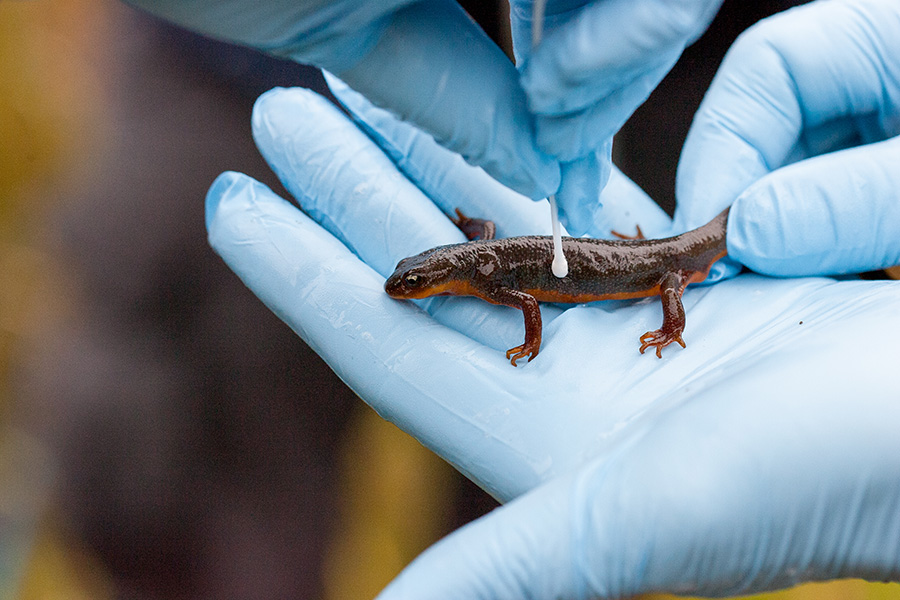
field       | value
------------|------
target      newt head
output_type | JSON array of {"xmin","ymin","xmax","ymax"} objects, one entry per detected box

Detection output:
[{"xmin": 384, "ymin": 245, "xmax": 470, "ymax": 300}]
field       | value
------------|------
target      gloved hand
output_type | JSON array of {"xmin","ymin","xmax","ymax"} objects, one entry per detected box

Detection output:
[
  {"xmin": 511, "ymin": 0, "xmax": 725, "ymax": 233},
  {"xmin": 206, "ymin": 85, "xmax": 900, "ymax": 599},
  {"xmin": 676, "ymin": 0, "xmax": 900, "ymax": 279},
  {"xmin": 126, "ymin": 0, "xmax": 559, "ymax": 201},
  {"xmin": 515, "ymin": 0, "xmax": 722, "ymax": 160}
]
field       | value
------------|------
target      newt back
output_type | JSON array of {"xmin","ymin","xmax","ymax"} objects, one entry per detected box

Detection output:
[{"xmin": 385, "ymin": 208, "xmax": 729, "ymax": 365}]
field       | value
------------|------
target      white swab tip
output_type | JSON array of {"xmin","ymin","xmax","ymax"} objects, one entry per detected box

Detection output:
[{"xmin": 551, "ymin": 255, "xmax": 568, "ymax": 278}]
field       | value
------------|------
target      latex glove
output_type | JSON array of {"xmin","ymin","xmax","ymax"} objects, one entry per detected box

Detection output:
[
  {"xmin": 125, "ymin": 0, "xmax": 559, "ymax": 201},
  {"xmin": 676, "ymin": 0, "xmax": 900, "ymax": 280},
  {"xmin": 510, "ymin": 0, "xmax": 724, "ymax": 233},
  {"xmin": 207, "ymin": 86, "xmax": 900, "ymax": 598}
]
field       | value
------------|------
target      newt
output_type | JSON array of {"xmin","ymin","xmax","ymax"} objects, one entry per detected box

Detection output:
[{"xmin": 384, "ymin": 208, "xmax": 730, "ymax": 366}]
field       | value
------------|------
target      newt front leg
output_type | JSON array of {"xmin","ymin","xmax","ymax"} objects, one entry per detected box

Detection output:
[
  {"xmin": 485, "ymin": 287, "xmax": 542, "ymax": 366},
  {"xmin": 639, "ymin": 271, "xmax": 688, "ymax": 358}
]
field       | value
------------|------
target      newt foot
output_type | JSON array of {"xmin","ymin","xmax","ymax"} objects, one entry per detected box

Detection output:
[
  {"xmin": 506, "ymin": 343, "xmax": 539, "ymax": 366},
  {"xmin": 451, "ymin": 208, "xmax": 495, "ymax": 241},
  {"xmin": 639, "ymin": 329, "xmax": 686, "ymax": 358},
  {"xmin": 610, "ymin": 224, "xmax": 645, "ymax": 240}
]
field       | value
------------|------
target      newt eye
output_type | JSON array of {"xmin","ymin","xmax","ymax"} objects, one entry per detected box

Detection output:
[{"xmin": 404, "ymin": 273, "xmax": 423, "ymax": 287}]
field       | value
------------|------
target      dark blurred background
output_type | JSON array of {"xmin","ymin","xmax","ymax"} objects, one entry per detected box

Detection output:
[{"xmin": 3, "ymin": 1, "xmax": 897, "ymax": 599}]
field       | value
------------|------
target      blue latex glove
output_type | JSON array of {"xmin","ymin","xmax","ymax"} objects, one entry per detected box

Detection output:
[
  {"xmin": 676, "ymin": 0, "xmax": 900, "ymax": 279},
  {"xmin": 515, "ymin": 0, "xmax": 722, "ymax": 159},
  {"xmin": 207, "ymin": 86, "xmax": 900, "ymax": 598},
  {"xmin": 126, "ymin": 0, "xmax": 559, "ymax": 201},
  {"xmin": 511, "ymin": 0, "xmax": 724, "ymax": 233}
]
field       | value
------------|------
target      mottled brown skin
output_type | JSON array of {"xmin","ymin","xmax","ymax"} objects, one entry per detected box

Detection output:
[{"xmin": 385, "ymin": 208, "xmax": 730, "ymax": 366}]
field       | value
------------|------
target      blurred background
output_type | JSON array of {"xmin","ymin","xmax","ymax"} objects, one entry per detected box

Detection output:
[{"xmin": 1, "ymin": 0, "xmax": 898, "ymax": 599}]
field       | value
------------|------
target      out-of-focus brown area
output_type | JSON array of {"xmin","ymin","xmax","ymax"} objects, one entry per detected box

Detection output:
[
  {"xmin": 3, "ymin": 0, "xmax": 495, "ymax": 597},
  {"xmin": 1, "ymin": 0, "xmax": 467, "ymax": 597},
  {"xmin": 2, "ymin": 1, "xmax": 899, "ymax": 599}
]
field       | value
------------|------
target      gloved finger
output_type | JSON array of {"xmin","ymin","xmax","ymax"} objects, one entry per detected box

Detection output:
[
  {"xmin": 517, "ymin": 0, "xmax": 723, "ymax": 158},
  {"xmin": 205, "ymin": 172, "xmax": 556, "ymax": 500},
  {"xmin": 125, "ymin": 0, "xmax": 411, "ymax": 73},
  {"xmin": 326, "ymin": 73, "xmax": 670, "ymax": 238},
  {"xmin": 251, "ymin": 86, "xmax": 564, "ymax": 359},
  {"xmin": 517, "ymin": 0, "xmax": 722, "ymax": 113},
  {"xmin": 323, "ymin": 73, "xmax": 553, "ymax": 239},
  {"xmin": 728, "ymin": 136, "xmax": 900, "ymax": 277},
  {"xmin": 130, "ymin": 0, "xmax": 559, "ymax": 201},
  {"xmin": 554, "ymin": 150, "xmax": 609, "ymax": 236},
  {"xmin": 531, "ymin": 60, "xmax": 674, "ymax": 160},
  {"xmin": 336, "ymin": 0, "xmax": 560, "ymax": 200},
  {"xmin": 676, "ymin": 0, "xmax": 900, "ymax": 232},
  {"xmin": 378, "ymin": 319, "xmax": 900, "ymax": 600},
  {"xmin": 252, "ymin": 87, "xmax": 460, "ymax": 277}
]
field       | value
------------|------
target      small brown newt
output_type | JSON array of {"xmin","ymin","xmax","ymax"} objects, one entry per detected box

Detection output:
[{"xmin": 385, "ymin": 208, "xmax": 730, "ymax": 365}]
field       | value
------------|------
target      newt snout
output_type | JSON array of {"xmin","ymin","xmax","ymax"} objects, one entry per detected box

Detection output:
[{"xmin": 384, "ymin": 253, "xmax": 435, "ymax": 299}]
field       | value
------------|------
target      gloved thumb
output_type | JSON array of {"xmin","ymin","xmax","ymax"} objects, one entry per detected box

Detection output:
[{"xmin": 728, "ymin": 135, "xmax": 900, "ymax": 277}]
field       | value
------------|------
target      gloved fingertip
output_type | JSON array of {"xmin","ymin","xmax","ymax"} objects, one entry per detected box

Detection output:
[
  {"xmin": 252, "ymin": 86, "xmax": 307, "ymax": 128},
  {"xmin": 553, "ymin": 150, "xmax": 612, "ymax": 236},
  {"xmin": 205, "ymin": 170, "xmax": 250, "ymax": 234},
  {"xmin": 322, "ymin": 71, "xmax": 371, "ymax": 122},
  {"xmin": 322, "ymin": 70, "xmax": 351, "ymax": 102},
  {"xmin": 724, "ymin": 187, "xmax": 843, "ymax": 277},
  {"xmin": 555, "ymin": 198, "xmax": 597, "ymax": 238},
  {"xmin": 519, "ymin": 57, "xmax": 559, "ymax": 114},
  {"xmin": 251, "ymin": 85, "xmax": 335, "ymax": 148}
]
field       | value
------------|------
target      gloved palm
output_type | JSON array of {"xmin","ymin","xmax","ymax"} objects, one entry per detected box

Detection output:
[{"xmin": 206, "ymin": 83, "xmax": 900, "ymax": 598}]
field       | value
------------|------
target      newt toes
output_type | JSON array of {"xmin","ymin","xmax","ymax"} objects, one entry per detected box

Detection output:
[
  {"xmin": 640, "ymin": 330, "xmax": 687, "ymax": 359},
  {"xmin": 385, "ymin": 208, "xmax": 730, "ymax": 365},
  {"xmin": 506, "ymin": 340, "xmax": 540, "ymax": 366},
  {"xmin": 451, "ymin": 208, "xmax": 495, "ymax": 241},
  {"xmin": 610, "ymin": 224, "xmax": 645, "ymax": 241}
]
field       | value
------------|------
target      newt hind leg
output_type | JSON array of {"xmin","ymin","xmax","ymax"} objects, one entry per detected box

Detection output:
[
  {"xmin": 610, "ymin": 224, "xmax": 645, "ymax": 240},
  {"xmin": 639, "ymin": 272, "xmax": 688, "ymax": 358}
]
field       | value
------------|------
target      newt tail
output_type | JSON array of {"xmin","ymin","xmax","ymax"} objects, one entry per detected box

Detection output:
[{"xmin": 385, "ymin": 209, "xmax": 730, "ymax": 365}]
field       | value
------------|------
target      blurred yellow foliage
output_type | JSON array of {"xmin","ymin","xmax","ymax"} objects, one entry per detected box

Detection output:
[
  {"xmin": 17, "ymin": 515, "xmax": 113, "ymax": 600},
  {"xmin": 1, "ymin": 0, "xmax": 101, "ymax": 204},
  {"xmin": 1, "ymin": 1, "xmax": 111, "ymax": 597},
  {"xmin": 323, "ymin": 406, "xmax": 458, "ymax": 600},
  {"xmin": 643, "ymin": 580, "xmax": 900, "ymax": 600},
  {"xmin": 1, "ymin": 0, "xmax": 99, "ymax": 452}
]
